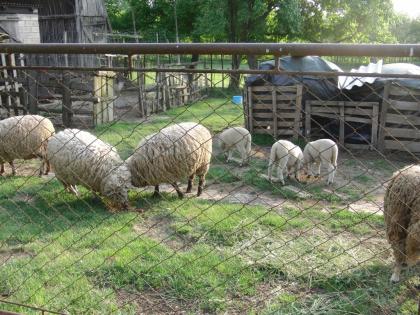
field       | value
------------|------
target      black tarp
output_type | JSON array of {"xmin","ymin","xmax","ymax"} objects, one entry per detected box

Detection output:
[{"xmin": 245, "ymin": 56, "xmax": 342, "ymax": 101}]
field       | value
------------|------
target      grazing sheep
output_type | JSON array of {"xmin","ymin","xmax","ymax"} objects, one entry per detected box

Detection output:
[
  {"xmin": 0, "ymin": 115, "xmax": 55, "ymax": 176},
  {"xmin": 384, "ymin": 165, "xmax": 420, "ymax": 283},
  {"xmin": 268, "ymin": 140, "xmax": 303, "ymax": 185},
  {"xmin": 47, "ymin": 129, "xmax": 131, "ymax": 209},
  {"xmin": 302, "ymin": 139, "xmax": 338, "ymax": 185},
  {"xmin": 215, "ymin": 127, "xmax": 251, "ymax": 166},
  {"xmin": 127, "ymin": 122, "xmax": 212, "ymax": 198}
]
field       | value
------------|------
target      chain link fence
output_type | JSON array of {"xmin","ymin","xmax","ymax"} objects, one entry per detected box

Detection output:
[{"xmin": 0, "ymin": 43, "xmax": 419, "ymax": 314}]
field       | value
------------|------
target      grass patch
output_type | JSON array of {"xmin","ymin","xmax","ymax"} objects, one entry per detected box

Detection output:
[{"xmin": 207, "ymin": 166, "xmax": 240, "ymax": 183}]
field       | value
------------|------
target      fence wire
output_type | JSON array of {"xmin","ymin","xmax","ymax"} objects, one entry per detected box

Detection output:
[{"xmin": 0, "ymin": 48, "xmax": 419, "ymax": 315}]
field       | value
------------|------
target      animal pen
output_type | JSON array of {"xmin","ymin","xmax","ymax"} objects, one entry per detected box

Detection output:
[{"xmin": 0, "ymin": 43, "xmax": 419, "ymax": 315}]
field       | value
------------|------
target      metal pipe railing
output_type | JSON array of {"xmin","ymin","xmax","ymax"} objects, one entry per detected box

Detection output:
[{"xmin": 0, "ymin": 43, "xmax": 419, "ymax": 57}]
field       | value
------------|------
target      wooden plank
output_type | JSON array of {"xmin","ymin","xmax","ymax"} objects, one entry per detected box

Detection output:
[
  {"xmin": 345, "ymin": 143, "xmax": 370, "ymax": 150},
  {"xmin": 272, "ymin": 88, "xmax": 278, "ymax": 138},
  {"xmin": 252, "ymin": 128, "xmax": 274, "ymax": 135},
  {"xmin": 339, "ymin": 102, "xmax": 345, "ymax": 147},
  {"xmin": 311, "ymin": 107, "xmax": 340, "ymax": 114},
  {"xmin": 384, "ymin": 127, "xmax": 420, "ymax": 139},
  {"xmin": 251, "ymin": 86, "xmax": 297, "ymax": 92},
  {"xmin": 253, "ymin": 121, "xmax": 300, "ymax": 128},
  {"xmin": 389, "ymin": 85, "xmax": 420, "ymax": 97},
  {"xmin": 311, "ymin": 106, "xmax": 374, "ymax": 116},
  {"xmin": 294, "ymin": 84, "xmax": 303, "ymax": 139},
  {"xmin": 371, "ymin": 103, "xmax": 379, "ymax": 148},
  {"xmin": 253, "ymin": 128, "xmax": 296, "ymax": 135},
  {"xmin": 305, "ymin": 101, "xmax": 311, "ymax": 139},
  {"xmin": 386, "ymin": 113, "xmax": 420, "ymax": 125},
  {"xmin": 248, "ymin": 86, "xmax": 254, "ymax": 133},
  {"xmin": 378, "ymin": 81, "xmax": 391, "ymax": 152},
  {"xmin": 384, "ymin": 140, "xmax": 420, "ymax": 152},
  {"xmin": 252, "ymin": 94, "xmax": 296, "ymax": 101},
  {"xmin": 389, "ymin": 100, "xmax": 420, "ymax": 111},
  {"xmin": 253, "ymin": 103, "xmax": 295, "ymax": 110},
  {"xmin": 309, "ymin": 100, "xmax": 378, "ymax": 107},
  {"xmin": 253, "ymin": 112, "xmax": 297, "ymax": 119}
]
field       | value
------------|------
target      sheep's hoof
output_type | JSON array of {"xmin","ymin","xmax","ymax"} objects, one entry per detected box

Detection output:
[{"xmin": 390, "ymin": 273, "xmax": 400, "ymax": 283}]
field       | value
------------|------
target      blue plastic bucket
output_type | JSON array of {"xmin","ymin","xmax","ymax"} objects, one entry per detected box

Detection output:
[{"xmin": 232, "ymin": 95, "xmax": 243, "ymax": 105}]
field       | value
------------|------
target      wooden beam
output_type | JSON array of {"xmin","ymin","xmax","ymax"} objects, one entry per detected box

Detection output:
[{"xmin": 378, "ymin": 81, "xmax": 391, "ymax": 152}]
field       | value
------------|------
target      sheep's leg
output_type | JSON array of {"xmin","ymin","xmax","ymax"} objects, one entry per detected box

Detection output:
[
  {"xmin": 45, "ymin": 160, "xmax": 51, "ymax": 175},
  {"xmin": 268, "ymin": 160, "xmax": 276, "ymax": 182},
  {"xmin": 276, "ymin": 157, "xmax": 288, "ymax": 185},
  {"xmin": 0, "ymin": 163, "xmax": 4, "ymax": 175},
  {"xmin": 327, "ymin": 163, "xmax": 336, "ymax": 185},
  {"xmin": 153, "ymin": 185, "xmax": 160, "ymax": 198},
  {"xmin": 197, "ymin": 175, "xmax": 206, "ymax": 197},
  {"xmin": 70, "ymin": 185, "xmax": 80, "ymax": 197},
  {"xmin": 38, "ymin": 160, "xmax": 44, "ymax": 177},
  {"xmin": 9, "ymin": 161, "xmax": 15, "ymax": 176},
  {"xmin": 390, "ymin": 240, "xmax": 406, "ymax": 283},
  {"xmin": 171, "ymin": 182, "xmax": 184, "ymax": 199},
  {"xmin": 237, "ymin": 144, "xmax": 246, "ymax": 167},
  {"xmin": 186, "ymin": 174, "xmax": 194, "ymax": 193},
  {"xmin": 314, "ymin": 161, "xmax": 321, "ymax": 177},
  {"xmin": 227, "ymin": 150, "xmax": 233, "ymax": 163}
]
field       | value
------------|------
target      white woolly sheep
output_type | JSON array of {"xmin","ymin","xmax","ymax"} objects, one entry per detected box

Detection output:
[
  {"xmin": 302, "ymin": 139, "xmax": 338, "ymax": 185},
  {"xmin": 215, "ymin": 127, "xmax": 251, "ymax": 166},
  {"xmin": 0, "ymin": 115, "xmax": 55, "ymax": 176},
  {"xmin": 268, "ymin": 140, "xmax": 303, "ymax": 185},
  {"xmin": 127, "ymin": 122, "xmax": 212, "ymax": 198},
  {"xmin": 384, "ymin": 164, "xmax": 420, "ymax": 283},
  {"xmin": 47, "ymin": 129, "xmax": 131, "ymax": 209}
]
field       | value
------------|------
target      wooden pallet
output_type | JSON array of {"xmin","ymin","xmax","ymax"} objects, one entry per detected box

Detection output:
[
  {"xmin": 244, "ymin": 85, "xmax": 303, "ymax": 138},
  {"xmin": 378, "ymin": 81, "xmax": 420, "ymax": 153},
  {"xmin": 305, "ymin": 100, "xmax": 379, "ymax": 149}
]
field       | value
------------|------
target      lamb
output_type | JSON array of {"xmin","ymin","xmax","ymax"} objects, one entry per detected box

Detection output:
[
  {"xmin": 127, "ymin": 122, "xmax": 212, "ymax": 198},
  {"xmin": 47, "ymin": 129, "xmax": 131, "ymax": 209},
  {"xmin": 215, "ymin": 127, "xmax": 251, "ymax": 166},
  {"xmin": 302, "ymin": 139, "xmax": 338, "ymax": 185},
  {"xmin": 384, "ymin": 164, "xmax": 420, "ymax": 283},
  {"xmin": 267, "ymin": 140, "xmax": 303, "ymax": 185},
  {"xmin": 0, "ymin": 115, "xmax": 55, "ymax": 176}
]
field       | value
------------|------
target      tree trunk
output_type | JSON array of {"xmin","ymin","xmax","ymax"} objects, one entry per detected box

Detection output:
[
  {"xmin": 247, "ymin": 55, "xmax": 258, "ymax": 69},
  {"xmin": 229, "ymin": 54, "xmax": 241, "ymax": 90}
]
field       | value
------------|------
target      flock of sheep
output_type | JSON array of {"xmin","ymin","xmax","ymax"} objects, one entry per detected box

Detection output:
[{"xmin": 0, "ymin": 114, "xmax": 418, "ymax": 283}]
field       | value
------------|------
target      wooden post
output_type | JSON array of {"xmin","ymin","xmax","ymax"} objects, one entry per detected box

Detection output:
[
  {"xmin": 1, "ymin": 53, "xmax": 11, "ymax": 116},
  {"xmin": 294, "ymin": 85, "xmax": 303, "ymax": 139},
  {"xmin": 221, "ymin": 55, "xmax": 224, "ymax": 89},
  {"xmin": 371, "ymin": 103, "xmax": 379, "ymax": 150},
  {"xmin": 305, "ymin": 100, "xmax": 311, "ymax": 140},
  {"xmin": 339, "ymin": 101, "xmax": 345, "ymax": 147},
  {"xmin": 272, "ymin": 87, "xmax": 278, "ymax": 139},
  {"xmin": 247, "ymin": 86, "xmax": 253, "ymax": 133},
  {"xmin": 27, "ymin": 71, "xmax": 38, "ymax": 114},
  {"xmin": 62, "ymin": 73, "xmax": 72, "ymax": 127},
  {"xmin": 378, "ymin": 81, "xmax": 391, "ymax": 152}
]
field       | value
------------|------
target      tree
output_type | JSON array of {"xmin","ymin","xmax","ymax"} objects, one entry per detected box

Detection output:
[{"xmin": 299, "ymin": 0, "xmax": 397, "ymax": 43}]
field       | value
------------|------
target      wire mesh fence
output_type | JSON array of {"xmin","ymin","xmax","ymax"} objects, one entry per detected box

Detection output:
[{"xmin": 0, "ymin": 44, "xmax": 419, "ymax": 314}]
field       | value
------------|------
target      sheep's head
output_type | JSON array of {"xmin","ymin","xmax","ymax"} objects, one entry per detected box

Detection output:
[{"xmin": 102, "ymin": 164, "xmax": 132, "ymax": 210}]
